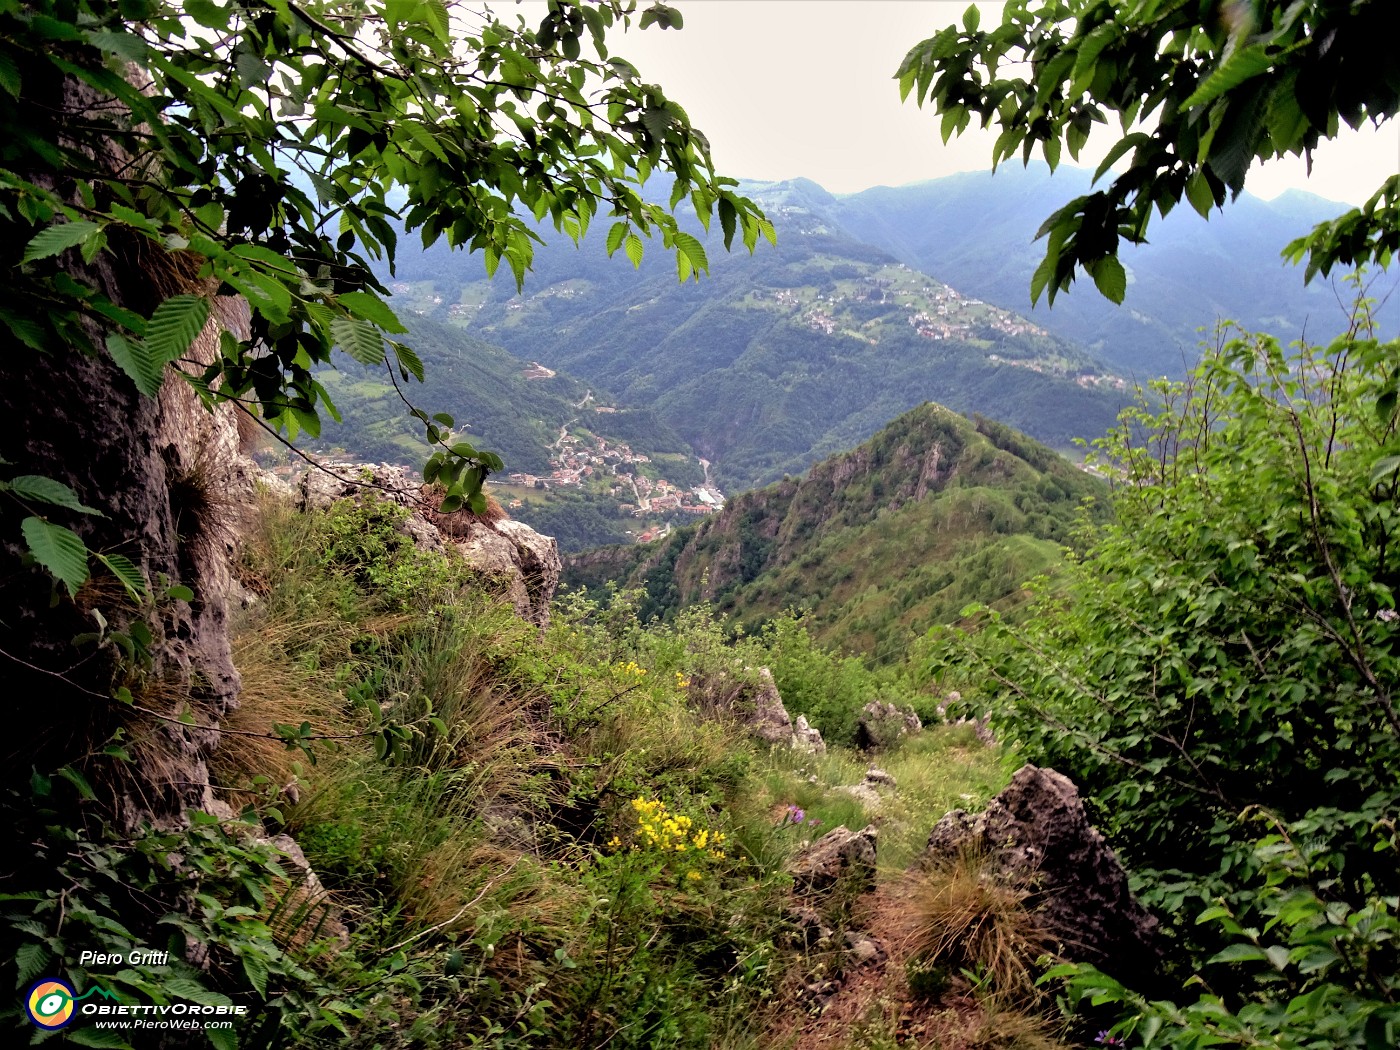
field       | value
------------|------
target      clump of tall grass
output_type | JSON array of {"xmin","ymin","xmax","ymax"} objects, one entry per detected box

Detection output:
[{"xmin": 899, "ymin": 846, "xmax": 1055, "ymax": 1006}]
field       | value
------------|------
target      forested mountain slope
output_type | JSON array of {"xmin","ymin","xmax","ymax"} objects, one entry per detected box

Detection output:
[
  {"xmin": 381, "ymin": 188, "xmax": 1133, "ymax": 492},
  {"xmin": 566, "ymin": 403, "xmax": 1105, "ymax": 662},
  {"xmin": 823, "ymin": 165, "xmax": 1390, "ymax": 377}
]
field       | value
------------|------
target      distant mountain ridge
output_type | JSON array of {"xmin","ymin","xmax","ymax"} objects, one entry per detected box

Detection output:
[
  {"xmin": 817, "ymin": 165, "xmax": 1393, "ymax": 376},
  {"xmin": 565, "ymin": 403, "xmax": 1106, "ymax": 663},
  {"xmin": 376, "ymin": 164, "xmax": 1393, "ymax": 499},
  {"xmin": 382, "ymin": 184, "xmax": 1134, "ymax": 493}
]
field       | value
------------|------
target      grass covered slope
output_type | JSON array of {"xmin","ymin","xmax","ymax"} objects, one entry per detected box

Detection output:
[
  {"xmin": 566, "ymin": 404, "xmax": 1105, "ymax": 661},
  {"xmin": 5, "ymin": 488, "xmax": 1005, "ymax": 1048}
]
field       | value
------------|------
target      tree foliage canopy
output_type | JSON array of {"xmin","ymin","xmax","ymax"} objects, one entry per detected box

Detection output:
[
  {"xmin": 0, "ymin": 0, "xmax": 771, "ymax": 592},
  {"xmin": 899, "ymin": 0, "xmax": 1399, "ymax": 305}
]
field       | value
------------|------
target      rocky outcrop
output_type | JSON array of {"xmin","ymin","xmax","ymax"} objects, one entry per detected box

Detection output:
[
  {"xmin": 455, "ymin": 518, "xmax": 561, "ymax": 629},
  {"xmin": 789, "ymin": 824, "xmax": 879, "ymax": 894},
  {"xmin": 1, "ymin": 253, "xmax": 254, "ymax": 828},
  {"xmin": 922, "ymin": 765, "xmax": 1159, "ymax": 985},
  {"xmin": 838, "ymin": 768, "xmax": 899, "ymax": 813},
  {"xmin": 854, "ymin": 700, "xmax": 923, "ymax": 751},
  {"xmin": 746, "ymin": 667, "xmax": 798, "ymax": 746},
  {"xmin": 265, "ymin": 833, "xmax": 350, "ymax": 948},
  {"xmin": 792, "ymin": 714, "xmax": 827, "ymax": 754},
  {"xmin": 695, "ymin": 666, "xmax": 828, "ymax": 753},
  {"xmin": 297, "ymin": 462, "xmax": 561, "ymax": 628}
]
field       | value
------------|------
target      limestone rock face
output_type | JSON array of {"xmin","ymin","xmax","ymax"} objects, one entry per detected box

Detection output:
[
  {"xmin": 789, "ymin": 824, "xmax": 879, "ymax": 894},
  {"xmin": 1, "ymin": 278, "xmax": 253, "ymax": 829},
  {"xmin": 922, "ymin": 764, "xmax": 1160, "ymax": 985},
  {"xmin": 792, "ymin": 714, "xmax": 827, "ymax": 754},
  {"xmin": 855, "ymin": 699, "xmax": 924, "ymax": 751},
  {"xmin": 747, "ymin": 667, "xmax": 796, "ymax": 746},
  {"xmin": 296, "ymin": 463, "xmax": 561, "ymax": 628},
  {"xmin": 461, "ymin": 518, "xmax": 561, "ymax": 630},
  {"xmin": 703, "ymin": 667, "xmax": 828, "ymax": 753}
]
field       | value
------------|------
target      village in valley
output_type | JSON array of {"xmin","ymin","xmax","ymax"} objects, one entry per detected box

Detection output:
[
  {"xmin": 750, "ymin": 260, "xmax": 1129, "ymax": 389},
  {"xmin": 501, "ymin": 374, "xmax": 725, "ymax": 543}
]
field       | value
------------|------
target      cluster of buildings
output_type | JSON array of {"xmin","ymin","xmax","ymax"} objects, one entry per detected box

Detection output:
[
  {"xmin": 506, "ymin": 424, "xmax": 725, "ymax": 528},
  {"xmin": 767, "ymin": 272, "xmax": 1052, "ymax": 345}
]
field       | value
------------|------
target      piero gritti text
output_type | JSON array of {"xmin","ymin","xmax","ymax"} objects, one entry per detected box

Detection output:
[{"xmin": 78, "ymin": 949, "xmax": 170, "ymax": 967}]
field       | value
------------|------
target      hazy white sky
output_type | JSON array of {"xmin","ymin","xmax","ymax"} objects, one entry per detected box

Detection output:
[{"xmin": 578, "ymin": 0, "xmax": 1400, "ymax": 204}]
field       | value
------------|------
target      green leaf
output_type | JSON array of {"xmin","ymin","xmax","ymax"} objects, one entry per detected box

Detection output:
[
  {"xmin": 1090, "ymin": 256, "xmax": 1127, "ymax": 303},
  {"xmin": 1183, "ymin": 45, "xmax": 1273, "ymax": 109},
  {"xmin": 339, "ymin": 291, "xmax": 408, "ymax": 333},
  {"xmin": 107, "ymin": 332, "xmax": 166, "ymax": 397},
  {"xmin": 605, "ymin": 221, "xmax": 629, "ymax": 256},
  {"xmin": 56, "ymin": 765, "xmax": 96, "ymax": 801},
  {"xmin": 641, "ymin": 107, "xmax": 670, "ymax": 144},
  {"xmin": 22, "ymin": 220, "xmax": 101, "ymax": 263},
  {"xmin": 162, "ymin": 977, "xmax": 232, "ymax": 1007},
  {"xmin": 1370, "ymin": 454, "xmax": 1400, "ymax": 485},
  {"xmin": 146, "ymin": 294, "xmax": 210, "ymax": 365},
  {"xmin": 331, "ymin": 316, "xmax": 386, "ymax": 365},
  {"xmin": 1209, "ymin": 943, "xmax": 1268, "ymax": 965},
  {"xmin": 624, "ymin": 233, "xmax": 644, "ymax": 268},
  {"xmin": 96, "ymin": 553, "xmax": 147, "ymax": 602},
  {"xmin": 1093, "ymin": 132, "xmax": 1150, "ymax": 184},
  {"xmin": 0, "ymin": 305, "xmax": 48, "ymax": 350},
  {"xmin": 1071, "ymin": 24, "xmax": 1116, "ymax": 93},
  {"xmin": 674, "ymin": 230, "xmax": 708, "ymax": 277},
  {"xmin": 0, "ymin": 51, "xmax": 20, "ymax": 97},
  {"xmin": 1185, "ymin": 171, "xmax": 1217, "ymax": 219},
  {"xmin": 241, "ymin": 951, "xmax": 269, "ymax": 997},
  {"xmin": 21, "ymin": 516, "xmax": 89, "ymax": 596},
  {"xmin": 392, "ymin": 341, "xmax": 425, "ymax": 382},
  {"xmin": 16, "ymin": 942, "xmax": 51, "ymax": 985},
  {"xmin": 2, "ymin": 475, "xmax": 100, "ymax": 515},
  {"xmin": 1029, "ymin": 245, "xmax": 1060, "ymax": 306},
  {"xmin": 67, "ymin": 1028, "xmax": 134, "ymax": 1048}
]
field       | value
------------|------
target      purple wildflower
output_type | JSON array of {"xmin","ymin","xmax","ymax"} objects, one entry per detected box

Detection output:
[{"xmin": 786, "ymin": 805, "xmax": 805, "ymax": 824}]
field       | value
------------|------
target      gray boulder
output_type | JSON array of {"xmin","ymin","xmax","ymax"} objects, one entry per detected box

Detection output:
[
  {"xmin": 855, "ymin": 699, "xmax": 923, "ymax": 750},
  {"xmin": 792, "ymin": 714, "xmax": 827, "ymax": 754},
  {"xmin": 698, "ymin": 667, "xmax": 827, "ymax": 753},
  {"xmin": 922, "ymin": 764, "xmax": 1159, "ymax": 985},
  {"xmin": 789, "ymin": 824, "xmax": 878, "ymax": 894}
]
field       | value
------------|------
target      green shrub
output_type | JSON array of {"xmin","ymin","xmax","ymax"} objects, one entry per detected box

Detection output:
[{"xmin": 933, "ymin": 298, "xmax": 1400, "ymax": 1044}]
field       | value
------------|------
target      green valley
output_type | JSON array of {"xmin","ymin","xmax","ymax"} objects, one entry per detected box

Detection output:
[
  {"xmin": 383, "ymin": 184, "xmax": 1134, "ymax": 493},
  {"xmin": 306, "ymin": 318, "xmax": 721, "ymax": 551}
]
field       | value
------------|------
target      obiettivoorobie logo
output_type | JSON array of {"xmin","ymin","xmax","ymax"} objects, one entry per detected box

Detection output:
[
  {"xmin": 25, "ymin": 978, "xmax": 124, "ymax": 1029},
  {"xmin": 23, "ymin": 974, "xmax": 249, "ymax": 1032}
]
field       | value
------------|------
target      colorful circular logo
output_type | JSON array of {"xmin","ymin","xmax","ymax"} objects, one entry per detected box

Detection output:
[{"xmin": 25, "ymin": 979, "xmax": 76, "ymax": 1029}]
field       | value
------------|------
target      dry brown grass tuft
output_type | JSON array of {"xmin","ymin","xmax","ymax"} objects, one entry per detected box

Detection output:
[{"xmin": 897, "ymin": 847, "xmax": 1056, "ymax": 1007}]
